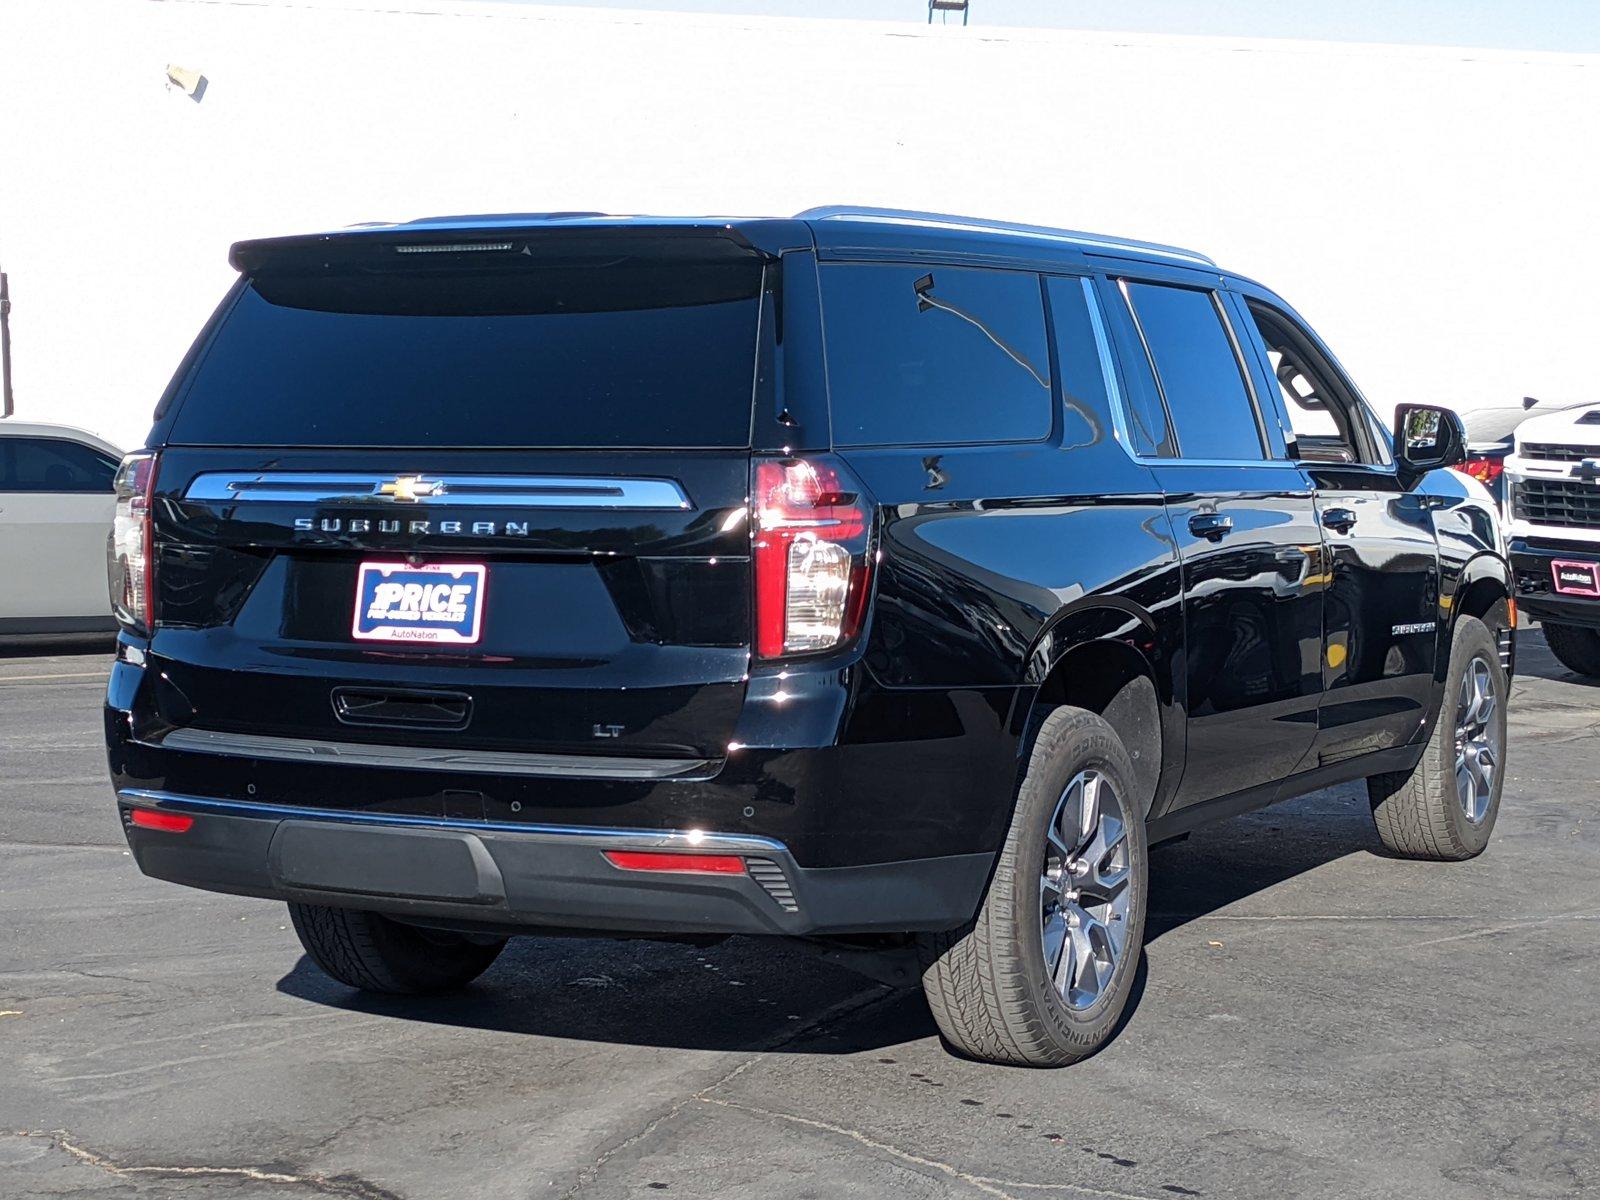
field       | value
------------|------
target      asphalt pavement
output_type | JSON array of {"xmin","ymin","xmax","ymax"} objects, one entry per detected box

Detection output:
[{"xmin": 1, "ymin": 631, "xmax": 1597, "ymax": 1199}]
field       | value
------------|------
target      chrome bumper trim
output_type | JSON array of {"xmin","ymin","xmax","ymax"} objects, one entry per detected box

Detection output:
[
  {"xmin": 116, "ymin": 788, "xmax": 786, "ymax": 853},
  {"xmin": 146, "ymin": 726, "xmax": 715, "ymax": 781}
]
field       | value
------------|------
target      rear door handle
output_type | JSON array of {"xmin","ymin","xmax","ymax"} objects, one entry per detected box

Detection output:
[
  {"xmin": 1188, "ymin": 512, "xmax": 1234, "ymax": 541},
  {"xmin": 1321, "ymin": 506, "xmax": 1358, "ymax": 534}
]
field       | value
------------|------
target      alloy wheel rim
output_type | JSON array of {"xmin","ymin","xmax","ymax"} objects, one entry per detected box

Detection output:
[
  {"xmin": 1040, "ymin": 769, "xmax": 1132, "ymax": 1011},
  {"xmin": 1454, "ymin": 656, "xmax": 1500, "ymax": 825}
]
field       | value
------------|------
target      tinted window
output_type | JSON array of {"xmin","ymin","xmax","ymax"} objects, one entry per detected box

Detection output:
[
  {"xmin": 821, "ymin": 265, "xmax": 1052, "ymax": 447},
  {"xmin": 1092, "ymin": 279, "xmax": 1173, "ymax": 456},
  {"xmin": 169, "ymin": 258, "xmax": 764, "ymax": 448},
  {"xmin": 1123, "ymin": 282, "xmax": 1264, "ymax": 461},
  {"xmin": 1045, "ymin": 276, "xmax": 1117, "ymax": 450},
  {"xmin": 0, "ymin": 437, "xmax": 118, "ymax": 493}
]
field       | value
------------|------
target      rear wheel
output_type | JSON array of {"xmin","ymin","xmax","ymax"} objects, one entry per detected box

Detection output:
[
  {"xmin": 1543, "ymin": 622, "xmax": 1600, "ymax": 678},
  {"xmin": 1367, "ymin": 616, "xmax": 1506, "ymax": 860},
  {"xmin": 288, "ymin": 903, "xmax": 507, "ymax": 994},
  {"xmin": 917, "ymin": 707, "xmax": 1148, "ymax": 1067}
]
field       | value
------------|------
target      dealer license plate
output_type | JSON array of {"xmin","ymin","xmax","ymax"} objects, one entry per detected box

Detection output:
[{"xmin": 351, "ymin": 562, "xmax": 487, "ymax": 644}]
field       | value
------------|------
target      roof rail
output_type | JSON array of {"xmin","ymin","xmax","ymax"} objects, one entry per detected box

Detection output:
[
  {"xmin": 793, "ymin": 205, "xmax": 1216, "ymax": 267},
  {"xmin": 402, "ymin": 211, "xmax": 614, "ymax": 226}
]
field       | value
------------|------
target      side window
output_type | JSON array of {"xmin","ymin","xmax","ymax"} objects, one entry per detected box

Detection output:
[
  {"xmin": 1044, "ymin": 277, "xmax": 1115, "ymax": 449},
  {"xmin": 1242, "ymin": 302, "xmax": 1380, "ymax": 466},
  {"xmin": 0, "ymin": 437, "xmax": 118, "ymax": 493},
  {"xmin": 1122, "ymin": 281, "xmax": 1266, "ymax": 461},
  {"xmin": 1087, "ymin": 278, "xmax": 1173, "ymax": 456},
  {"xmin": 820, "ymin": 264, "xmax": 1052, "ymax": 447}
]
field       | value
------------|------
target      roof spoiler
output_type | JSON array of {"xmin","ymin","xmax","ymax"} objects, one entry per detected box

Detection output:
[{"xmin": 229, "ymin": 221, "xmax": 773, "ymax": 273}]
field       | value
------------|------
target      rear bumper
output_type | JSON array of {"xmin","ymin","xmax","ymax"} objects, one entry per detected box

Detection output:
[
  {"xmin": 105, "ymin": 646, "xmax": 1024, "ymax": 871},
  {"xmin": 1510, "ymin": 539, "xmax": 1600, "ymax": 628},
  {"xmin": 116, "ymin": 789, "xmax": 993, "ymax": 937}
]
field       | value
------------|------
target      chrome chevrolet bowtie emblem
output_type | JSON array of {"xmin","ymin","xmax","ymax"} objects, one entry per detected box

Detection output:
[{"xmin": 377, "ymin": 475, "xmax": 444, "ymax": 502}]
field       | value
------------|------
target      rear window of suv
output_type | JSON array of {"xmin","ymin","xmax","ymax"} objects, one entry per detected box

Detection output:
[{"xmin": 168, "ymin": 256, "xmax": 764, "ymax": 448}]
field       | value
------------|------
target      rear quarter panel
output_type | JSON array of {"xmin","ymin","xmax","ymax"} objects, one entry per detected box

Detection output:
[{"xmin": 839, "ymin": 432, "xmax": 1184, "ymax": 848}]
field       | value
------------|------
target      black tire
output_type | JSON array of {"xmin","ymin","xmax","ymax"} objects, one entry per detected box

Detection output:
[
  {"xmin": 288, "ymin": 903, "xmax": 507, "ymax": 994},
  {"xmin": 1367, "ymin": 615, "xmax": 1507, "ymax": 860},
  {"xmin": 916, "ymin": 707, "xmax": 1148, "ymax": 1067},
  {"xmin": 1544, "ymin": 622, "xmax": 1600, "ymax": 678}
]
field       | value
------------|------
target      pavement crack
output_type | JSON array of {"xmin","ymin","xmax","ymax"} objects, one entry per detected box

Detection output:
[
  {"xmin": 559, "ymin": 983, "xmax": 898, "ymax": 1198},
  {"xmin": 51, "ymin": 966, "xmax": 151, "ymax": 985},
  {"xmin": 696, "ymin": 1095, "xmax": 1168, "ymax": 1200},
  {"xmin": 1404, "ymin": 910, "xmax": 1600, "ymax": 948},
  {"xmin": 15, "ymin": 1129, "xmax": 404, "ymax": 1199}
]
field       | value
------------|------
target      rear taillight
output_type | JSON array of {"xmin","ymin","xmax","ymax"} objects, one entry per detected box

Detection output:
[
  {"xmin": 1461, "ymin": 456, "xmax": 1504, "ymax": 485},
  {"xmin": 108, "ymin": 452, "xmax": 159, "ymax": 635},
  {"xmin": 751, "ymin": 456, "xmax": 873, "ymax": 659}
]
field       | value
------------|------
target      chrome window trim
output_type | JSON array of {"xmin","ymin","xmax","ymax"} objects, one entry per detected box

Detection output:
[
  {"xmin": 183, "ymin": 472, "xmax": 693, "ymax": 510},
  {"xmin": 1080, "ymin": 275, "xmax": 1141, "ymax": 462},
  {"xmin": 1134, "ymin": 457, "xmax": 1314, "ymax": 470},
  {"xmin": 1115, "ymin": 277, "xmax": 1174, "ymax": 460},
  {"xmin": 118, "ymin": 788, "xmax": 786, "ymax": 853},
  {"xmin": 144, "ymin": 726, "xmax": 716, "ymax": 781}
]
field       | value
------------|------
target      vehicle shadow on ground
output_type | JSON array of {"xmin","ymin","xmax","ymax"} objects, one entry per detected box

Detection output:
[
  {"xmin": 1144, "ymin": 782, "xmax": 1381, "ymax": 941},
  {"xmin": 275, "ymin": 932, "xmax": 939, "ymax": 1055},
  {"xmin": 274, "ymin": 789, "xmax": 1378, "ymax": 1057}
]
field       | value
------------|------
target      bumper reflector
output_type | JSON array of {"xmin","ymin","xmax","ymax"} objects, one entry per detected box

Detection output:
[
  {"xmin": 130, "ymin": 809, "xmax": 194, "ymax": 833},
  {"xmin": 603, "ymin": 851, "xmax": 747, "ymax": 875}
]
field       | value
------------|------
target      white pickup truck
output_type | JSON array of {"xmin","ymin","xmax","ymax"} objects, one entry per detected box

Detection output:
[{"xmin": 1504, "ymin": 403, "xmax": 1600, "ymax": 676}]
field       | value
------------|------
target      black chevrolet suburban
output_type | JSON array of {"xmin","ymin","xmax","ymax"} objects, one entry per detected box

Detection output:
[{"xmin": 106, "ymin": 208, "xmax": 1514, "ymax": 1066}]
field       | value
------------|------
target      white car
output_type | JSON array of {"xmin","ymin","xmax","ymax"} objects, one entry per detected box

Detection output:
[
  {"xmin": 0, "ymin": 420, "xmax": 123, "ymax": 636},
  {"xmin": 1503, "ymin": 402, "xmax": 1600, "ymax": 675}
]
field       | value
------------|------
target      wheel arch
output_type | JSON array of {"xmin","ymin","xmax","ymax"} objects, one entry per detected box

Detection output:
[
  {"xmin": 1019, "ymin": 600, "xmax": 1179, "ymax": 819},
  {"xmin": 1449, "ymin": 551, "xmax": 1514, "ymax": 631},
  {"xmin": 1445, "ymin": 551, "xmax": 1515, "ymax": 681}
]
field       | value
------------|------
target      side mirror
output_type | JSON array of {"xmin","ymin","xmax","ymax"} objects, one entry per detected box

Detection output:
[{"xmin": 1394, "ymin": 403, "xmax": 1467, "ymax": 477}]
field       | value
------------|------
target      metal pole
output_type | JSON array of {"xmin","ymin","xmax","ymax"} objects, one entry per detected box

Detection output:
[{"xmin": 0, "ymin": 271, "xmax": 12, "ymax": 418}]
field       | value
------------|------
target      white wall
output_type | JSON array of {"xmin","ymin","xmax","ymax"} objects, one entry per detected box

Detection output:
[{"xmin": 2, "ymin": 0, "xmax": 1596, "ymax": 449}]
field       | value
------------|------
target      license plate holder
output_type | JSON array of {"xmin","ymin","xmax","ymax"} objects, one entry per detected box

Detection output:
[
  {"xmin": 1552, "ymin": 559, "xmax": 1600, "ymax": 598},
  {"xmin": 352, "ymin": 561, "xmax": 487, "ymax": 644}
]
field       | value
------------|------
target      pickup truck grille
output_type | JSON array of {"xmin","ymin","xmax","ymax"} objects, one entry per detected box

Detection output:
[
  {"xmin": 1521, "ymin": 442, "xmax": 1596, "ymax": 463},
  {"xmin": 1514, "ymin": 478, "xmax": 1600, "ymax": 529}
]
